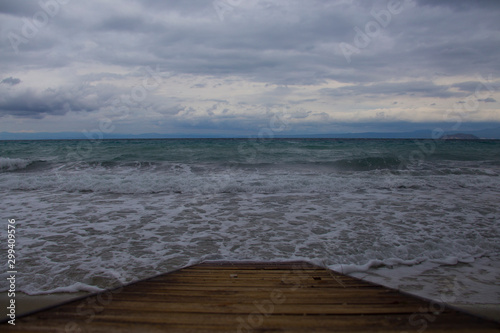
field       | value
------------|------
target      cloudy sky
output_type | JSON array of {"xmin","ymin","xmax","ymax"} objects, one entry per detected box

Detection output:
[{"xmin": 1, "ymin": 0, "xmax": 499, "ymax": 137}]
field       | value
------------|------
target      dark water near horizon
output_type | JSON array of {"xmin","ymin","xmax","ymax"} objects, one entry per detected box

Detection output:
[
  {"xmin": 0, "ymin": 139, "xmax": 499, "ymax": 305},
  {"xmin": 1, "ymin": 138, "xmax": 499, "ymax": 193}
]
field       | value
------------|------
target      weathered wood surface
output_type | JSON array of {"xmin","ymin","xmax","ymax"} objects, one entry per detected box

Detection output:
[{"xmin": 2, "ymin": 261, "xmax": 499, "ymax": 332}]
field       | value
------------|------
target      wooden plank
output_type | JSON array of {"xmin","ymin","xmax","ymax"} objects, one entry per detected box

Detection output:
[
  {"xmin": 6, "ymin": 312, "xmax": 499, "ymax": 333},
  {"xmin": 105, "ymin": 293, "xmax": 421, "ymax": 304},
  {"xmin": 2, "ymin": 261, "xmax": 499, "ymax": 332},
  {"xmin": 40, "ymin": 301, "xmax": 428, "ymax": 315},
  {"xmin": 15, "ymin": 312, "xmax": 494, "ymax": 331},
  {"xmin": 141, "ymin": 278, "xmax": 357, "ymax": 286}
]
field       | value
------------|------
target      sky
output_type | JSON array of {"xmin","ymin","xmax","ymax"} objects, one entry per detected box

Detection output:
[{"xmin": 1, "ymin": 0, "xmax": 500, "ymax": 138}]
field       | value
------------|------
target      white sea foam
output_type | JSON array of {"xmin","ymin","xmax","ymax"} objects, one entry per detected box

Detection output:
[
  {"xmin": 0, "ymin": 163, "xmax": 498, "ymax": 195},
  {"xmin": 32, "ymin": 283, "xmax": 105, "ymax": 295},
  {"xmin": 330, "ymin": 257, "xmax": 427, "ymax": 274},
  {"xmin": 0, "ymin": 140, "xmax": 499, "ymax": 306},
  {"xmin": 0, "ymin": 157, "xmax": 31, "ymax": 171},
  {"xmin": 0, "ymin": 184, "xmax": 498, "ymax": 304}
]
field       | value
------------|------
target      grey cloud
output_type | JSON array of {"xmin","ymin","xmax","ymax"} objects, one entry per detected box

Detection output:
[
  {"xmin": 453, "ymin": 81, "xmax": 485, "ymax": 93},
  {"xmin": 478, "ymin": 98, "xmax": 496, "ymax": 103},
  {"xmin": 206, "ymin": 103, "xmax": 226, "ymax": 117},
  {"xmin": 320, "ymin": 82, "xmax": 463, "ymax": 98},
  {"xmin": 171, "ymin": 111, "xmax": 279, "ymax": 134},
  {"xmin": 0, "ymin": 1, "xmax": 42, "ymax": 17},
  {"xmin": 157, "ymin": 105, "xmax": 186, "ymax": 116},
  {"xmin": 1, "ymin": 0, "xmax": 500, "ymax": 130},
  {"xmin": 288, "ymin": 109, "xmax": 312, "ymax": 119},
  {"xmin": 204, "ymin": 99, "xmax": 228, "ymax": 103},
  {"xmin": 79, "ymin": 73, "xmax": 126, "ymax": 82},
  {"xmin": 48, "ymin": 1, "xmax": 355, "ymax": 84},
  {"xmin": 138, "ymin": 0, "xmax": 212, "ymax": 15},
  {"xmin": 416, "ymin": 0, "xmax": 500, "ymax": 11},
  {"xmin": 98, "ymin": 16, "xmax": 148, "ymax": 32},
  {"xmin": 0, "ymin": 91, "xmax": 79, "ymax": 119},
  {"xmin": 0, "ymin": 84, "xmax": 117, "ymax": 119},
  {"xmin": 337, "ymin": 2, "xmax": 500, "ymax": 82},
  {"xmin": 5, "ymin": 0, "xmax": 499, "ymax": 86},
  {"xmin": 289, "ymin": 99, "xmax": 317, "ymax": 105},
  {"xmin": 452, "ymin": 81, "xmax": 500, "ymax": 93},
  {"xmin": 1, "ymin": 77, "xmax": 21, "ymax": 85}
]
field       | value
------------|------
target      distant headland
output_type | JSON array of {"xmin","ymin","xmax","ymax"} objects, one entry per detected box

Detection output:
[{"xmin": 439, "ymin": 133, "xmax": 480, "ymax": 140}]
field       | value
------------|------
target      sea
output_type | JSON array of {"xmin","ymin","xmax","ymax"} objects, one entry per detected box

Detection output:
[{"xmin": 0, "ymin": 138, "xmax": 499, "ymax": 306}]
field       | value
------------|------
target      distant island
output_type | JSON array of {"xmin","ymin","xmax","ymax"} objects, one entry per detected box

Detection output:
[{"xmin": 440, "ymin": 133, "xmax": 480, "ymax": 140}]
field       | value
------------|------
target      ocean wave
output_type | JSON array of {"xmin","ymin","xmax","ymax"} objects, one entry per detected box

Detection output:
[
  {"xmin": 0, "ymin": 169, "xmax": 409, "ymax": 194},
  {"xmin": 84, "ymin": 153, "xmax": 500, "ymax": 175},
  {"xmin": 0, "ymin": 157, "xmax": 31, "ymax": 171},
  {"xmin": 333, "ymin": 156, "xmax": 402, "ymax": 171},
  {"xmin": 1, "ymin": 163, "xmax": 498, "ymax": 194}
]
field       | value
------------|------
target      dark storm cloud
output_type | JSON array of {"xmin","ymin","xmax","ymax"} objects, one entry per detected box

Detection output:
[
  {"xmin": 4, "ymin": 0, "xmax": 500, "ymax": 83},
  {"xmin": 0, "ymin": 84, "xmax": 118, "ymax": 119},
  {"xmin": 0, "ymin": 0, "xmax": 499, "ymax": 126},
  {"xmin": 129, "ymin": 1, "xmax": 353, "ymax": 85},
  {"xmin": 1, "ymin": 77, "xmax": 21, "ymax": 85}
]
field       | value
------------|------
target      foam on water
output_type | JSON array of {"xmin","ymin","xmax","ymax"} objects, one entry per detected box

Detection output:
[
  {"xmin": 0, "ymin": 157, "xmax": 31, "ymax": 171},
  {"xmin": 0, "ymin": 159, "xmax": 498, "ymax": 195},
  {"xmin": 0, "ymin": 139, "xmax": 499, "ymax": 305},
  {"xmin": 0, "ymin": 181, "xmax": 498, "ymax": 303}
]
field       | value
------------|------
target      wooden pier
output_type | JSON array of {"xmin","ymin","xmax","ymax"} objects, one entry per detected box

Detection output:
[{"xmin": 3, "ymin": 261, "xmax": 499, "ymax": 332}]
